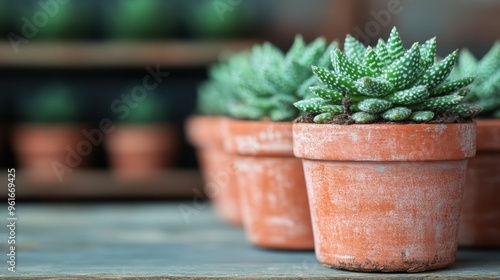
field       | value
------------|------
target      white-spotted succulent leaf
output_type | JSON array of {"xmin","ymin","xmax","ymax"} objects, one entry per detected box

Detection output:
[{"xmin": 293, "ymin": 27, "xmax": 482, "ymax": 123}]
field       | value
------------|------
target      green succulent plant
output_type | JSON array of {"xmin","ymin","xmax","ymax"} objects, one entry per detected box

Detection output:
[
  {"xmin": 452, "ymin": 42, "xmax": 500, "ymax": 118},
  {"xmin": 19, "ymin": 84, "xmax": 78, "ymax": 123},
  {"xmin": 221, "ymin": 36, "xmax": 338, "ymax": 121},
  {"xmin": 293, "ymin": 27, "xmax": 482, "ymax": 124},
  {"xmin": 196, "ymin": 80, "xmax": 230, "ymax": 116}
]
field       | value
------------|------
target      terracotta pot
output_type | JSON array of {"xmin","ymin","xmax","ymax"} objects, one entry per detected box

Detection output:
[
  {"xmin": 224, "ymin": 119, "xmax": 314, "ymax": 250},
  {"xmin": 293, "ymin": 123, "xmax": 476, "ymax": 272},
  {"xmin": 459, "ymin": 119, "xmax": 500, "ymax": 247},
  {"xmin": 13, "ymin": 124, "xmax": 87, "ymax": 183},
  {"xmin": 186, "ymin": 116, "xmax": 242, "ymax": 227},
  {"xmin": 105, "ymin": 124, "xmax": 178, "ymax": 181}
]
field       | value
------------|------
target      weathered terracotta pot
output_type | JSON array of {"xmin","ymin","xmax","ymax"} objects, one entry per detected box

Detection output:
[
  {"xmin": 224, "ymin": 119, "xmax": 314, "ymax": 250},
  {"xmin": 293, "ymin": 123, "xmax": 476, "ymax": 272},
  {"xmin": 13, "ymin": 124, "xmax": 86, "ymax": 183},
  {"xmin": 459, "ymin": 119, "xmax": 500, "ymax": 247},
  {"xmin": 105, "ymin": 124, "xmax": 178, "ymax": 181},
  {"xmin": 186, "ymin": 116, "xmax": 242, "ymax": 227}
]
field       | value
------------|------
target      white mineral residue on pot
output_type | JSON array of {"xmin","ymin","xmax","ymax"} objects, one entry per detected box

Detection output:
[{"xmin": 458, "ymin": 124, "xmax": 476, "ymax": 157}]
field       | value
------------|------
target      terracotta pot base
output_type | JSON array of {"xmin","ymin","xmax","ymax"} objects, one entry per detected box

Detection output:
[
  {"xmin": 224, "ymin": 120, "xmax": 314, "ymax": 250},
  {"xmin": 235, "ymin": 155, "xmax": 313, "ymax": 250},
  {"xmin": 106, "ymin": 124, "xmax": 178, "ymax": 182},
  {"xmin": 186, "ymin": 116, "xmax": 243, "ymax": 227},
  {"xmin": 459, "ymin": 120, "xmax": 500, "ymax": 247},
  {"xmin": 198, "ymin": 149, "xmax": 242, "ymax": 227},
  {"xmin": 294, "ymin": 122, "xmax": 476, "ymax": 272},
  {"xmin": 303, "ymin": 159, "xmax": 465, "ymax": 272},
  {"xmin": 13, "ymin": 124, "xmax": 87, "ymax": 183}
]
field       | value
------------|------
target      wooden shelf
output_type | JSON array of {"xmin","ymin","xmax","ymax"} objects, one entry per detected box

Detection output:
[
  {"xmin": 9, "ymin": 202, "xmax": 500, "ymax": 278},
  {"xmin": 1, "ymin": 169, "xmax": 203, "ymax": 200},
  {"xmin": 0, "ymin": 40, "xmax": 258, "ymax": 68}
]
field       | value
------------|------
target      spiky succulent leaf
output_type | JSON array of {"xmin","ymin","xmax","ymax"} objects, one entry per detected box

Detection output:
[
  {"xmin": 382, "ymin": 107, "xmax": 412, "ymax": 121},
  {"xmin": 364, "ymin": 47, "xmax": 382, "ymax": 76},
  {"xmin": 375, "ymin": 39, "xmax": 391, "ymax": 67},
  {"xmin": 317, "ymin": 41, "xmax": 340, "ymax": 68},
  {"xmin": 286, "ymin": 35, "xmax": 306, "ymax": 63},
  {"xmin": 475, "ymin": 70, "xmax": 500, "ymax": 99},
  {"xmin": 429, "ymin": 76, "xmax": 476, "ymax": 97},
  {"xmin": 356, "ymin": 77, "xmax": 394, "ymax": 97},
  {"xmin": 384, "ymin": 43, "xmax": 421, "ymax": 90},
  {"xmin": 298, "ymin": 37, "xmax": 327, "ymax": 67},
  {"xmin": 352, "ymin": 112, "xmax": 377, "ymax": 123},
  {"xmin": 309, "ymin": 86, "xmax": 343, "ymax": 102},
  {"xmin": 313, "ymin": 112, "xmax": 334, "ymax": 123},
  {"xmin": 297, "ymin": 76, "xmax": 319, "ymax": 98},
  {"xmin": 453, "ymin": 87, "xmax": 471, "ymax": 97},
  {"xmin": 409, "ymin": 111, "xmax": 434, "ymax": 122},
  {"xmin": 311, "ymin": 66, "xmax": 357, "ymax": 93},
  {"xmin": 446, "ymin": 104, "xmax": 482, "ymax": 118},
  {"xmin": 476, "ymin": 41, "xmax": 500, "ymax": 82},
  {"xmin": 416, "ymin": 50, "xmax": 458, "ymax": 90},
  {"xmin": 411, "ymin": 94, "xmax": 464, "ymax": 111},
  {"xmin": 457, "ymin": 49, "xmax": 478, "ymax": 77},
  {"xmin": 344, "ymin": 35, "xmax": 366, "ymax": 64},
  {"xmin": 293, "ymin": 98, "xmax": 326, "ymax": 113},
  {"xmin": 270, "ymin": 107, "xmax": 297, "ymax": 121},
  {"xmin": 420, "ymin": 37, "xmax": 436, "ymax": 70},
  {"xmin": 358, "ymin": 98, "xmax": 393, "ymax": 113},
  {"xmin": 319, "ymin": 105, "xmax": 344, "ymax": 114},
  {"xmin": 387, "ymin": 85, "xmax": 429, "ymax": 105},
  {"xmin": 386, "ymin": 27, "xmax": 405, "ymax": 62},
  {"xmin": 332, "ymin": 49, "xmax": 372, "ymax": 80}
]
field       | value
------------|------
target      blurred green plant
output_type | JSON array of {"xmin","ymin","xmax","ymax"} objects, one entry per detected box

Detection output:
[
  {"xmin": 185, "ymin": 0, "xmax": 253, "ymax": 38},
  {"xmin": 120, "ymin": 93, "xmax": 171, "ymax": 124},
  {"xmin": 452, "ymin": 42, "xmax": 500, "ymax": 118},
  {"xmin": 294, "ymin": 27, "xmax": 482, "ymax": 123},
  {"xmin": 19, "ymin": 84, "xmax": 79, "ymax": 123},
  {"xmin": 106, "ymin": 0, "xmax": 177, "ymax": 40},
  {"xmin": 204, "ymin": 36, "xmax": 338, "ymax": 121}
]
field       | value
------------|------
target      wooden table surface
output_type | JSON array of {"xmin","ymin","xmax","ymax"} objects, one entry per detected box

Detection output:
[{"xmin": 1, "ymin": 203, "xmax": 499, "ymax": 279}]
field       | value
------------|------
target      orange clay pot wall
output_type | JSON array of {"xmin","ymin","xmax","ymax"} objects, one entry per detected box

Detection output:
[
  {"xmin": 13, "ymin": 124, "xmax": 86, "ymax": 183},
  {"xmin": 105, "ymin": 124, "xmax": 178, "ymax": 181},
  {"xmin": 224, "ymin": 120, "xmax": 314, "ymax": 250},
  {"xmin": 459, "ymin": 119, "xmax": 500, "ymax": 247},
  {"xmin": 186, "ymin": 116, "xmax": 242, "ymax": 227},
  {"xmin": 293, "ymin": 123, "xmax": 476, "ymax": 272}
]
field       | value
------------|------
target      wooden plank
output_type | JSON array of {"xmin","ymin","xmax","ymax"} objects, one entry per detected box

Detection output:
[
  {"xmin": 1, "ymin": 203, "xmax": 499, "ymax": 278},
  {"xmin": 0, "ymin": 40, "xmax": 258, "ymax": 68}
]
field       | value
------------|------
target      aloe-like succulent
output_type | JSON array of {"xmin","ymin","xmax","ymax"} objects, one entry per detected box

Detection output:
[
  {"xmin": 220, "ymin": 36, "xmax": 338, "ymax": 121},
  {"xmin": 452, "ymin": 42, "xmax": 500, "ymax": 118},
  {"xmin": 294, "ymin": 27, "xmax": 482, "ymax": 123}
]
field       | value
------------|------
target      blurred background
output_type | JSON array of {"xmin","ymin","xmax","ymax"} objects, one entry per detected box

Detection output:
[{"xmin": 0, "ymin": 0, "xmax": 498, "ymax": 201}]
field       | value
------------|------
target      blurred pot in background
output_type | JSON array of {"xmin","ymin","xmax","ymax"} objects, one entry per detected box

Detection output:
[
  {"xmin": 186, "ymin": 81, "xmax": 242, "ymax": 226},
  {"xmin": 103, "ymin": 0, "xmax": 178, "ymax": 40},
  {"xmin": 13, "ymin": 84, "xmax": 86, "ymax": 183},
  {"xmin": 105, "ymin": 92, "xmax": 179, "ymax": 181}
]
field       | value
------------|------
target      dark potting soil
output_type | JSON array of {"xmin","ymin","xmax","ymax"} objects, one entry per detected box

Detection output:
[{"xmin": 294, "ymin": 112, "xmax": 473, "ymax": 125}]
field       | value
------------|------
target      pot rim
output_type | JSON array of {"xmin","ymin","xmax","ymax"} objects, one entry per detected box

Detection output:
[
  {"xmin": 223, "ymin": 119, "xmax": 295, "ymax": 156},
  {"xmin": 293, "ymin": 122, "xmax": 477, "ymax": 161}
]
